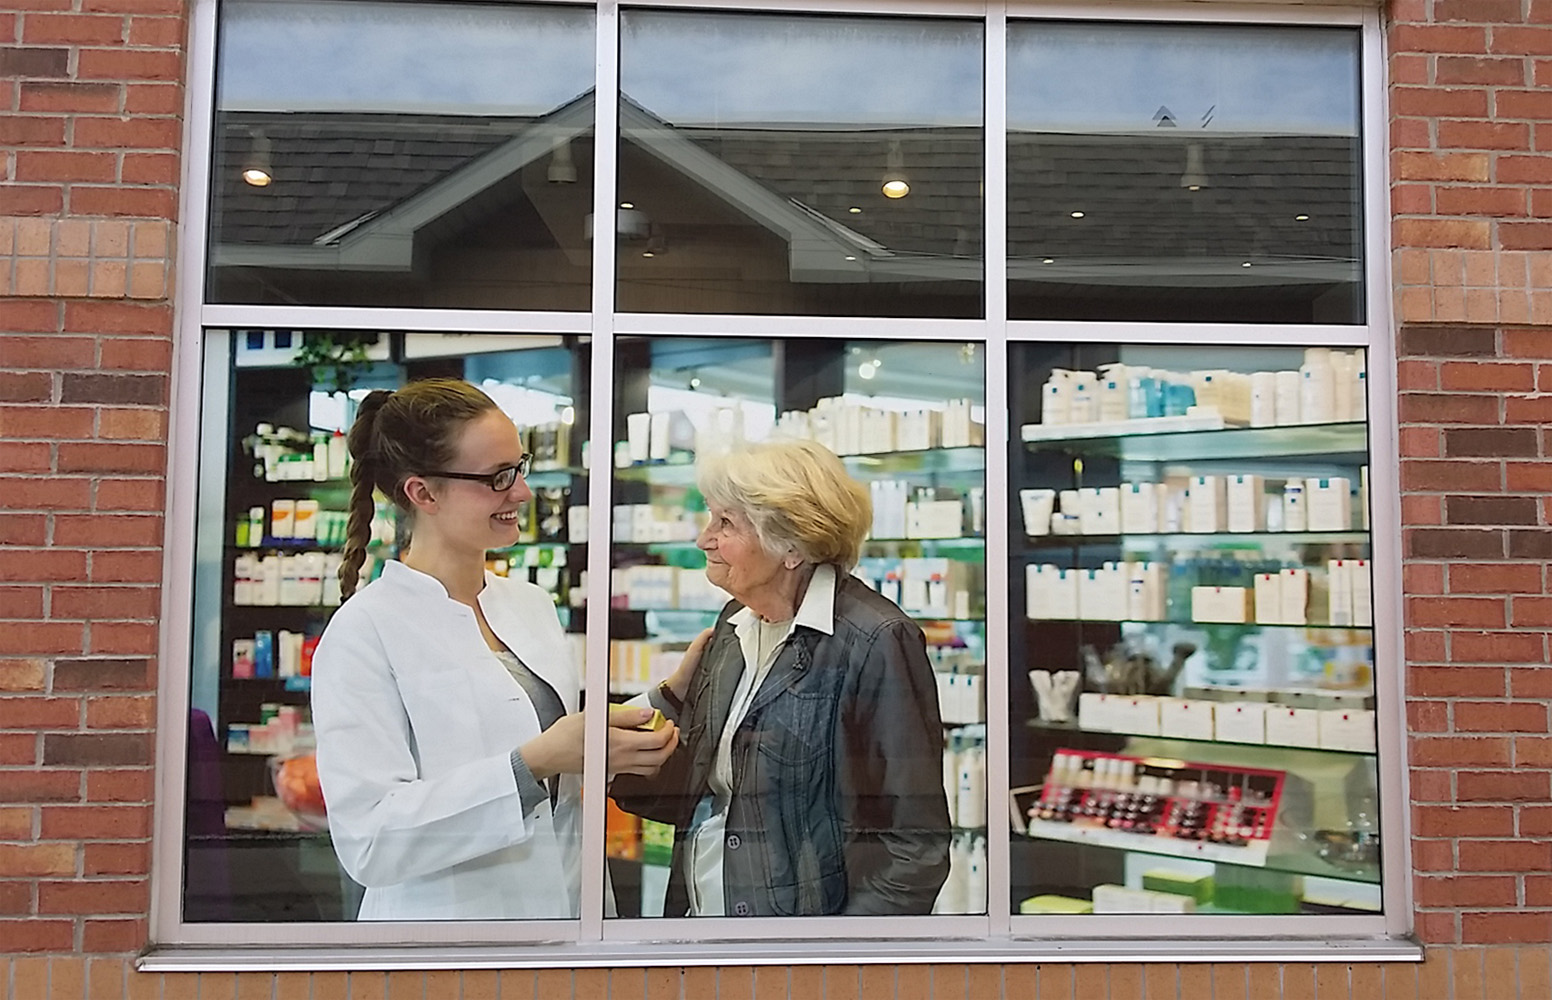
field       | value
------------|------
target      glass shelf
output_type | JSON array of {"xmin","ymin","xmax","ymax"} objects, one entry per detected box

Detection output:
[
  {"xmin": 614, "ymin": 446, "xmax": 987, "ymax": 487},
  {"xmin": 1022, "ymin": 421, "xmax": 1368, "ymax": 462},
  {"xmin": 1020, "ymin": 531, "xmax": 1369, "ymax": 551},
  {"xmin": 525, "ymin": 466, "xmax": 583, "ymax": 489},
  {"xmin": 1027, "ymin": 618, "xmax": 1371, "ymax": 631},
  {"xmin": 1026, "ymin": 718, "xmax": 1376, "ymax": 757}
]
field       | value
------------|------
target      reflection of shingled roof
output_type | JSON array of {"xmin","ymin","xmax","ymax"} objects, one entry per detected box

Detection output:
[{"xmin": 211, "ymin": 106, "xmax": 1358, "ymax": 264}]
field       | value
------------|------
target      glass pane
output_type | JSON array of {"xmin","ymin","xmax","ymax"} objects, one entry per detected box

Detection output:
[
  {"xmin": 617, "ymin": 11, "xmax": 984, "ymax": 317},
  {"xmin": 1008, "ymin": 23, "xmax": 1363, "ymax": 323},
  {"xmin": 1008, "ymin": 343, "xmax": 1383, "ymax": 917},
  {"xmin": 184, "ymin": 330, "xmax": 588, "ymax": 922},
  {"xmin": 605, "ymin": 337, "xmax": 988, "ymax": 916},
  {"xmin": 207, "ymin": 1, "xmax": 595, "ymax": 310}
]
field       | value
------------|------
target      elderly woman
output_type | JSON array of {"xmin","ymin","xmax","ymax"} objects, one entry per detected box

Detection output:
[{"xmin": 614, "ymin": 438, "xmax": 951, "ymax": 917}]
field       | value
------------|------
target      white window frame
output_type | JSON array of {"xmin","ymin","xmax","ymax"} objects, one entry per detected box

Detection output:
[{"xmin": 147, "ymin": 0, "xmax": 1416, "ymax": 969}]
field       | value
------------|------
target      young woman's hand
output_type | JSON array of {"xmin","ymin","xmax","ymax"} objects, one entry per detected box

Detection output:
[
  {"xmin": 519, "ymin": 708, "xmax": 679, "ymax": 780},
  {"xmin": 662, "ymin": 627, "xmax": 714, "ymax": 704}
]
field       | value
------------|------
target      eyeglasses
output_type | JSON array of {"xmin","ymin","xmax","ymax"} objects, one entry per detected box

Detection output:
[{"xmin": 422, "ymin": 454, "xmax": 532, "ymax": 492}]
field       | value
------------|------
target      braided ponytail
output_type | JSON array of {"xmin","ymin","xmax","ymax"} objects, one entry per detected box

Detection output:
[
  {"xmin": 334, "ymin": 380, "xmax": 500, "ymax": 601},
  {"xmin": 338, "ymin": 390, "xmax": 392, "ymax": 602}
]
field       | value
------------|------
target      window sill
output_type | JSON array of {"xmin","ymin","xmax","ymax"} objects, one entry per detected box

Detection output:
[{"xmin": 140, "ymin": 935, "xmax": 1423, "ymax": 972}]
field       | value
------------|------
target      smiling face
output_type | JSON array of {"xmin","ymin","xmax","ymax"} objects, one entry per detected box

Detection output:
[
  {"xmin": 408, "ymin": 408, "xmax": 532, "ymax": 557},
  {"xmin": 697, "ymin": 501, "xmax": 788, "ymax": 608}
]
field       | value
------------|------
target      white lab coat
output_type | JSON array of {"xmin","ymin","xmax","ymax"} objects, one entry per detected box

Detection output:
[{"xmin": 311, "ymin": 560, "xmax": 582, "ymax": 921}]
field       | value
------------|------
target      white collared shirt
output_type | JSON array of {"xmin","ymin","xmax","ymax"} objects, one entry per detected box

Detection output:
[{"xmin": 688, "ymin": 564, "xmax": 837, "ymax": 915}]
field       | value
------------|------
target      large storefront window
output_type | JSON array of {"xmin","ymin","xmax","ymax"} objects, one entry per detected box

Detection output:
[{"xmin": 160, "ymin": 0, "xmax": 1401, "ymax": 960}]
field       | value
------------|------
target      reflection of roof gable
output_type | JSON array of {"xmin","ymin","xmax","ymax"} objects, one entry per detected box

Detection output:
[{"xmin": 211, "ymin": 101, "xmax": 1359, "ymax": 286}]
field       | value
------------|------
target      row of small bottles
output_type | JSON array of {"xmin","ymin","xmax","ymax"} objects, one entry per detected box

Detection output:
[{"xmin": 245, "ymin": 423, "xmax": 351, "ymax": 482}]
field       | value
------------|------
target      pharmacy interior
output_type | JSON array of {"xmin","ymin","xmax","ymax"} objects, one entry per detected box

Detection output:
[{"xmin": 162, "ymin": 0, "xmax": 1408, "ymax": 956}]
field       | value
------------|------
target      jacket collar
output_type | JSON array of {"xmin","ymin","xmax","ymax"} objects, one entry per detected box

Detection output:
[{"xmin": 728, "ymin": 563, "xmax": 837, "ymax": 638}]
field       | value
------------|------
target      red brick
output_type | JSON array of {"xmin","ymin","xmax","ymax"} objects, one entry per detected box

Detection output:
[
  {"xmin": 1399, "ymin": 359, "xmax": 1440, "ymax": 389},
  {"xmin": 1415, "ymin": 876, "xmax": 1518, "ymax": 908},
  {"xmin": 75, "ymin": 47, "xmax": 182, "ymax": 81},
  {"xmin": 1402, "ymin": 461, "xmax": 1503, "ymax": 491},
  {"xmin": 0, "ymin": 406, "xmax": 95, "ymax": 440},
  {"xmin": 0, "ymin": 550, "xmax": 85, "ymax": 583},
  {"xmin": 1491, "ymin": 26, "xmax": 1552, "ymax": 54},
  {"xmin": 84, "ymin": 769, "xmax": 151, "ymax": 803},
  {"xmin": 1528, "ymin": 876, "xmax": 1552, "ymax": 906},
  {"xmin": 1405, "ymin": 562, "xmax": 1445, "ymax": 595},
  {"xmin": 1411, "ymin": 700, "xmax": 1449, "ymax": 732},
  {"xmin": 0, "ymin": 336, "xmax": 95, "ymax": 371},
  {"xmin": 1500, "ymin": 89, "xmax": 1552, "ymax": 120},
  {"xmin": 0, "ymin": 186, "xmax": 65, "ymax": 216},
  {"xmin": 1393, "ymin": 117, "xmax": 1432, "ymax": 149},
  {"xmin": 17, "ymin": 81, "xmax": 120, "ymax": 113},
  {"xmin": 1413, "ymin": 804, "xmax": 1516, "ymax": 837},
  {"xmin": 120, "ymin": 152, "xmax": 177, "ymax": 186},
  {"xmin": 1509, "ymin": 462, "xmax": 1552, "ymax": 491},
  {"xmin": 1439, "ymin": 121, "xmax": 1531, "ymax": 151},
  {"xmin": 0, "ymin": 734, "xmax": 38, "ymax": 766},
  {"xmin": 1449, "ymin": 564, "xmax": 1543, "ymax": 593},
  {"xmin": 1408, "ymin": 629, "xmax": 1448, "ymax": 662},
  {"xmin": 0, "ymin": 372, "xmax": 53, "ymax": 404},
  {"xmin": 0, "ymin": 696, "xmax": 79, "ymax": 729},
  {"xmin": 0, "ymin": 116, "xmax": 66, "ymax": 146},
  {"xmin": 82, "ymin": 0, "xmax": 182, "ymax": 12},
  {"xmin": 1392, "ymin": 182, "xmax": 1433, "ymax": 215},
  {"xmin": 1411, "ymin": 665, "xmax": 1504, "ymax": 697},
  {"xmin": 0, "ymin": 770, "xmax": 79, "ymax": 802},
  {"xmin": 82, "ymin": 917, "xmax": 145, "ymax": 953},
  {"xmin": 57, "ymin": 443, "xmax": 165, "ymax": 475},
  {"xmin": 1463, "ymin": 912, "xmax": 1552, "ymax": 944},
  {"xmin": 0, "ymin": 478, "xmax": 92, "ymax": 511},
  {"xmin": 98, "ymin": 409, "xmax": 167, "ymax": 442},
  {"xmin": 1438, "ymin": 56, "xmax": 1527, "ymax": 86},
  {"xmin": 1437, "ymin": 186, "xmax": 1529, "ymax": 216},
  {"xmin": 88, "ymin": 622, "xmax": 157, "ymax": 655},
  {"xmin": 73, "ymin": 116, "xmax": 181, "ymax": 151},
  {"xmin": 21, "ymin": 13, "xmax": 125, "ymax": 44},
  {"xmin": 1524, "ymin": 806, "xmax": 1552, "ymax": 836},
  {"xmin": 1411, "ymin": 735, "xmax": 1512, "ymax": 767},
  {"xmin": 53, "ymin": 514, "xmax": 163, "ymax": 548},
  {"xmin": 122, "ymin": 83, "xmax": 179, "ymax": 115},
  {"xmin": 1391, "ymin": 24, "xmax": 1488, "ymax": 53},
  {"xmin": 98, "ymin": 338, "xmax": 171, "ymax": 372},
  {"xmin": 0, "ymin": 445, "xmax": 52, "ymax": 477},
  {"xmin": 61, "ymin": 301, "xmax": 171, "ymax": 336},
  {"xmin": 66, "ymin": 186, "xmax": 178, "ymax": 221},
  {"xmin": 1513, "ymin": 596, "xmax": 1552, "ymax": 626},
  {"xmin": 1519, "ymin": 737, "xmax": 1552, "ymax": 767},
  {"xmin": 1453, "ymin": 630, "xmax": 1548, "ymax": 663},
  {"xmin": 38, "ymin": 879, "xmax": 147, "ymax": 915},
  {"xmin": 1408, "ymin": 596, "xmax": 1507, "ymax": 628},
  {"xmin": 95, "ymin": 479, "xmax": 163, "ymax": 512},
  {"xmin": 0, "ymin": 515, "xmax": 47, "ymax": 546},
  {"xmin": 1394, "ymin": 218, "xmax": 1493, "ymax": 249},
  {"xmin": 1411, "ymin": 768, "xmax": 1453, "ymax": 803},
  {"xmin": 0, "ymin": 621, "xmax": 83, "ymax": 655},
  {"xmin": 1506, "ymin": 395, "xmax": 1552, "ymax": 422},
  {"xmin": 127, "ymin": 15, "xmax": 182, "ymax": 47},
  {"xmin": 1459, "ymin": 771, "xmax": 1552, "ymax": 802},
  {"xmin": 1499, "ymin": 155, "xmax": 1552, "ymax": 184},
  {"xmin": 1400, "ymin": 392, "xmax": 1500, "ymax": 423},
  {"xmin": 87, "ymin": 551, "xmax": 161, "ymax": 583},
  {"xmin": 1439, "ymin": 0, "xmax": 1523, "ymax": 20},
  {"xmin": 1456, "ymin": 701, "xmax": 1550, "ymax": 732},
  {"xmin": 0, "ymin": 586, "xmax": 46, "ymax": 619},
  {"xmin": 1395, "ymin": 151, "xmax": 1491, "ymax": 183},
  {"xmin": 39, "ymin": 805, "xmax": 150, "ymax": 840},
  {"xmin": 83, "ymin": 842, "xmax": 148, "ymax": 876},
  {"xmin": 1392, "ymin": 52, "xmax": 1430, "ymax": 86},
  {"xmin": 1503, "ymin": 221, "xmax": 1552, "ymax": 250},
  {"xmin": 1401, "ymin": 425, "xmax": 1441, "ymax": 457},
  {"xmin": 1513, "ymin": 667, "xmax": 1552, "ymax": 698},
  {"xmin": 1443, "ymin": 361, "xmax": 1537, "ymax": 392},
  {"xmin": 53, "ymin": 587, "xmax": 160, "ymax": 622},
  {"xmin": 83, "ymin": 696, "xmax": 153, "ymax": 729},
  {"xmin": 0, "ymin": 920, "xmax": 74, "ymax": 953}
]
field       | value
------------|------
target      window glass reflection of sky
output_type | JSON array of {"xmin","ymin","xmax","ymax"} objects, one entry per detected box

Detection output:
[
  {"xmin": 217, "ymin": 0, "xmax": 594, "ymax": 114},
  {"xmin": 1009, "ymin": 23, "xmax": 1360, "ymax": 135},
  {"xmin": 621, "ymin": 11, "xmax": 983, "ymax": 128}
]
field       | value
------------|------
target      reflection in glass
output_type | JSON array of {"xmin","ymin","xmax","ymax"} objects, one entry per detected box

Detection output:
[
  {"xmin": 1008, "ymin": 23, "xmax": 1364, "ymax": 322},
  {"xmin": 207, "ymin": 1, "xmax": 595, "ymax": 309},
  {"xmin": 1008, "ymin": 343, "xmax": 1382, "ymax": 917},
  {"xmin": 618, "ymin": 12, "xmax": 984, "ymax": 317},
  {"xmin": 183, "ymin": 332, "xmax": 587, "ymax": 922},
  {"xmin": 604, "ymin": 338, "xmax": 988, "ymax": 916}
]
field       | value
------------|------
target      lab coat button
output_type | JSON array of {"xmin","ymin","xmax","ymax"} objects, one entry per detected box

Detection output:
[
  {"xmin": 733, "ymin": 901, "xmax": 751, "ymax": 916},
  {"xmin": 726, "ymin": 834, "xmax": 741, "ymax": 850}
]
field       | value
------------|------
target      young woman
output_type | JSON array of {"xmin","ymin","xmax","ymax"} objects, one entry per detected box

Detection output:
[{"xmin": 311, "ymin": 378, "xmax": 678, "ymax": 921}]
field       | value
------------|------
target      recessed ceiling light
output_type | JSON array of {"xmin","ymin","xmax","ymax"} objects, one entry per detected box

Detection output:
[
  {"xmin": 642, "ymin": 251, "xmax": 655, "ymax": 258},
  {"xmin": 844, "ymin": 255, "xmax": 857, "ymax": 261},
  {"xmin": 1042, "ymin": 258, "xmax": 1055, "ymax": 265},
  {"xmin": 620, "ymin": 201, "xmax": 635, "ymax": 210},
  {"xmin": 848, "ymin": 207, "xmax": 863, "ymax": 214},
  {"xmin": 1242, "ymin": 261, "xmax": 1252, "ymax": 268},
  {"xmin": 1070, "ymin": 211, "xmax": 1085, "ymax": 219},
  {"xmin": 882, "ymin": 180, "xmax": 910, "ymax": 199},
  {"xmin": 1295, "ymin": 214, "xmax": 1310, "ymax": 222},
  {"xmin": 242, "ymin": 168, "xmax": 272, "ymax": 187}
]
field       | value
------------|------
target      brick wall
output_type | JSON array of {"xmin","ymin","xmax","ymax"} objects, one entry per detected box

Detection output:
[{"xmin": 3, "ymin": 0, "xmax": 1552, "ymax": 995}]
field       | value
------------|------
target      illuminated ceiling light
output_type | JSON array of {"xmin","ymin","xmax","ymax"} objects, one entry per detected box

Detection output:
[
  {"xmin": 1180, "ymin": 142, "xmax": 1209, "ymax": 192},
  {"xmin": 1070, "ymin": 211, "xmax": 1085, "ymax": 219},
  {"xmin": 620, "ymin": 201, "xmax": 635, "ymax": 210},
  {"xmin": 881, "ymin": 139, "xmax": 909, "ymax": 199},
  {"xmin": 242, "ymin": 128, "xmax": 273, "ymax": 187},
  {"xmin": 1242, "ymin": 261, "xmax": 1253, "ymax": 268},
  {"xmin": 858, "ymin": 360, "xmax": 879, "ymax": 380},
  {"xmin": 642, "ymin": 251, "xmax": 655, "ymax": 258},
  {"xmin": 1042, "ymin": 258, "xmax": 1055, "ymax": 264},
  {"xmin": 844, "ymin": 255, "xmax": 857, "ymax": 261},
  {"xmin": 848, "ymin": 206, "xmax": 863, "ymax": 214},
  {"xmin": 1295, "ymin": 214, "xmax": 1311, "ymax": 222}
]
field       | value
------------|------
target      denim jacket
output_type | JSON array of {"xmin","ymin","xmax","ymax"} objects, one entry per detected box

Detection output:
[{"xmin": 613, "ymin": 571, "xmax": 951, "ymax": 917}]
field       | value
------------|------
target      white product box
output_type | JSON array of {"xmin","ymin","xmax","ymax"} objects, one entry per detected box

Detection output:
[
  {"xmin": 1192, "ymin": 586, "xmax": 1250, "ymax": 624},
  {"xmin": 1078, "ymin": 566, "xmax": 1126, "ymax": 621},
  {"xmin": 270, "ymin": 499, "xmax": 296, "ymax": 540},
  {"xmin": 1265, "ymin": 707, "xmax": 1322, "ymax": 749},
  {"xmin": 1112, "ymin": 696, "xmax": 1161, "ymax": 737},
  {"xmin": 909, "ymin": 500, "xmax": 965, "ymax": 539},
  {"xmin": 1360, "ymin": 465, "xmax": 1370, "ymax": 530},
  {"xmin": 1079, "ymin": 487, "xmax": 1121, "ymax": 535},
  {"xmin": 1253, "ymin": 573, "xmax": 1282, "ymax": 625},
  {"xmin": 1327, "ymin": 559, "xmax": 1354, "ymax": 626},
  {"xmin": 1126, "ymin": 562, "xmax": 1166, "ymax": 621},
  {"xmin": 1215, "ymin": 702, "xmax": 1267, "ymax": 744},
  {"xmin": 1250, "ymin": 371, "xmax": 1278, "ymax": 427},
  {"xmin": 1279, "ymin": 569, "xmax": 1309, "ymax": 625},
  {"xmin": 1351, "ymin": 559, "xmax": 1373, "ymax": 627},
  {"xmin": 626, "ymin": 411, "xmax": 652, "ymax": 464},
  {"xmin": 1077, "ymin": 692, "xmax": 1110, "ymax": 731},
  {"xmin": 1305, "ymin": 477, "xmax": 1353, "ymax": 531},
  {"xmin": 1274, "ymin": 370, "xmax": 1302, "ymax": 426},
  {"xmin": 1159, "ymin": 698, "xmax": 1216, "ymax": 741},
  {"xmin": 1319, "ymin": 709, "xmax": 1377, "ymax": 753},
  {"xmin": 1027, "ymin": 564, "xmax": 1079, "ymax": 620},
  {"xmin": 1020, "ymin": 488, "xmax": 1056, "ymax": 536},
  {"xmin": 1226, "ymin": 475, "xmax": 1266, "ymax": 533},
  {"xmin": 1187, "ymin": 475, "xmax": 1227, "ymax": 533},
  {"xmin": 1120, "ymin": 482, "xmax": 1159, "ymax": 535}
]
